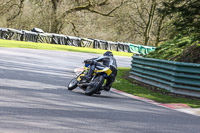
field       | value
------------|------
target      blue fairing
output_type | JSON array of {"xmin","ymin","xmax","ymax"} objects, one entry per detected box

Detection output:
[{"xmin": 85, "ymin": 64, "xmax": 90, "ymax": 67}]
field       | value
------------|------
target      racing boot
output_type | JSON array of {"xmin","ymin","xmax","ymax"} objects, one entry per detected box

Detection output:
[
  {"xmin": 102, "ymin": 85, "xmax": 111, "ymax": 91},
  {"xmin": 81, "ymin": 64, "xmax": 94, "ymax": 82},
  {"xmin": 95, "ymin": 91, "xmax": 101, "ymax": 95}
]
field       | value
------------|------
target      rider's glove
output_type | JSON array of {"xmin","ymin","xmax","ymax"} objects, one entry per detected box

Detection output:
[
  {"xmin": 84, "ymin": 60, "xmax": 94, "ymax": 65},
  {"xmin": 84, "ymin": 60, "xmax": 88, "ymax": 64},
  {"xmin": 84, "ymin": 59, "xmax": 90, "ymax": 64}
]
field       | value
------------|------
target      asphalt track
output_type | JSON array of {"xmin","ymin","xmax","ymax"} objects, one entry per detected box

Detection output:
[{"xmin": 0, "ymin": 48, "xmax": 200, "ymax": 133}]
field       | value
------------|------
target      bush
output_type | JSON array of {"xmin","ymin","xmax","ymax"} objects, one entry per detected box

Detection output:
[{"xmin": 145, "ymin": 34, "xmax": 200, "ymax": 63}]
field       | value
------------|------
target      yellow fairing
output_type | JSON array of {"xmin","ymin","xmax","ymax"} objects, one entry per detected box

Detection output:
[
  {"xmin": 78, "ymin": 67, "xmax": 112, "ymax": 81},
  {"xmin": 84, "ymin": 65, "xmax": 88, "ymax": 71},
  {"xmin": 77, "ymin": 74, "xmax": 85, "ymax": 81},
  {"xmin": 97, "ymin": 68, "xmax": 112, "ymax": 76}
]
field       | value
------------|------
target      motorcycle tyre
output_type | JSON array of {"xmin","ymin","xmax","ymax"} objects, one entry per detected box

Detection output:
[
  {"xmin": 85, "ymin": 75, "xmax": 105, "ymax": 96},
  {"xmin": 68, "ymin": 77, "xmax": 78, "ymax": 90}
]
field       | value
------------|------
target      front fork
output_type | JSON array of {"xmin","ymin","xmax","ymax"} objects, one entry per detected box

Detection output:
[{"xmin": 76, "ymin": 70, "xmax": 85, "ymax": 80}]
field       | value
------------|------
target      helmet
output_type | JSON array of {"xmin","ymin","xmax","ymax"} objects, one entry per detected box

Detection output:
[{"xmin": 103, "ymin": 51, "xmax": 113, "ymax": 56}]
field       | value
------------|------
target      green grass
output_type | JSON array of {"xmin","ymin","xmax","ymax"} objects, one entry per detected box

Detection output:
[
  {"xmin": 0, "ymin": 39, "xmax": 133, "ymax": 57},
  {"xmin": 113, "ymin": 67, "xmax": 200, "ymax": 108}
]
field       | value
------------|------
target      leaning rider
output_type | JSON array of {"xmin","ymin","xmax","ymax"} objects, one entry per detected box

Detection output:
[{"xmin": 82, "ymin": 51, "xmax": 117, "ymax": 91}]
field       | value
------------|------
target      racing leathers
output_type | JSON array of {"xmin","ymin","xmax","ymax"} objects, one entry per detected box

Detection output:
[{"xmin": 84, "ymin": 55, "xmax": 117, "ymax": 91}]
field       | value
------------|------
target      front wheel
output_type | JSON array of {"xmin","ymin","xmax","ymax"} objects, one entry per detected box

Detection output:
[
  {"xmin": 85, "ymin": 75, "xmax": 105, "ymax": 96},
  {"xmin": 68, "ymin": 77, "xmax": 78, "ymax": 90}
]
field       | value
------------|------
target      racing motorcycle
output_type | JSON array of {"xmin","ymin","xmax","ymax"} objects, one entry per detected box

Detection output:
[{"xmin": 67, "ymin": 61, "xmax": 113, "ymax": 96}]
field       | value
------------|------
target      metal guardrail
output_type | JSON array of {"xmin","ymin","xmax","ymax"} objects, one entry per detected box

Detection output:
[
  {"xmin": 129, "ymin": 56, "xmax": 200, "ymax": 98},
  {"xmin": 0, "ymin": 27, "xmax": 156, "ymax": 54},
  {"xmin": 129, "ymin": 44, "xmax": 156, "ymax": 55}
]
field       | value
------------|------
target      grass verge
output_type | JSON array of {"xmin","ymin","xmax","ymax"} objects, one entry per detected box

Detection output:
[
  {"xmin": 0, "ymin": 39, "xmax": 133, "ymax": 57},
  {"xmin": 112, "ymin": 67, "xmax": 200, "ymax": 108}
]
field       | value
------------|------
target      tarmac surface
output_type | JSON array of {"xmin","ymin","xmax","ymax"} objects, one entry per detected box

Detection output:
[{"xmin": 0, "ymin": 47, "xmax": 200, "ymax": 133}]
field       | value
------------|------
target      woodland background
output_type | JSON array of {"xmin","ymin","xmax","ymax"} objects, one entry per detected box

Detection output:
[{"xmin": 0, "ymin": 0, "xmax": 176, "ymax": 46}]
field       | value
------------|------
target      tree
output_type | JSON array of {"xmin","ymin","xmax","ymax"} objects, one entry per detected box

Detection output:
[
  {"xmin": 159, "ymin": 0, "xmax": 200, "ymax": 38},
  {"xmin": 49, "ymin": 0, "xmax": 124, "ymax": 33},
  {"xmin": 0, "ymin": 0, "xmax": 173, "ymax": 45},
  {"xmin": 0, "ymin": 0, "xmax": 25, "ymax": 27},
  {"xmin": 144, "ymin": 0, "xmax": 156, "ymax": 45},
  {"xmin": 111, "ymin": 0, "xmax": 170, "ymax": 46}
]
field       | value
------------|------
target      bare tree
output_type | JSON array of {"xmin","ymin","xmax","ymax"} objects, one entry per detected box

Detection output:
[
  {"xmin": 0, "ymin": 0, "xmax": 25, "ymax": 27},
  {"xmin": 0, "ymin": 0, "xmax": 172, "ymax": 46},
  {"xmin": 144, "ymin": 0, "xmax": 156, "ymax": 45},
  {"xmin": 49, "ymin": 0, "xmax": 124, "ymax": 33},
  {"xmin": 111, "ymin": 0, "xmax": 171, "ymax": 46}
]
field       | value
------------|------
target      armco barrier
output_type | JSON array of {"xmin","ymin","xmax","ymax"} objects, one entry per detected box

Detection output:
[
  {"xmin": 130, "ymin": 56, "xmax": 200, "ymax": 98},
  {"xmin": 108, "ymin": 41, "xmax": 118, "ymax": 51},
  {"xmin": 0, "ymin": 27, "xmax": 156, "ymax": 54},
  {"xmin": 118, "ymin": 42, "xmax": 129, "ymax": 52},
  {"xmin": 37, "ymin": 33, "xmax": 52, "ymax": 44},
  {"xmin": 7, "ymin": 28, "xmax": 23, "ymax": 41},
  {"xmin": 23, "ymin": 30, "xmax": 38, "ymax": 42},
  {"xmin": 67, "ymin": 36, "xmax": 81, "ymax": 47},
  {"xmin": 51, "ymin": 34, "xmax": 68, "ymax": 45},
  {"xmin": 129, "ymin": 44, "xmax": 156, "ymax": 55},
  {"xmin": 0, "ymin": 28, "xmax": 9, "ymax": 39},
  {"xmin": 81, "ymin": 38, "xmax": 94, "ymax": 48}
]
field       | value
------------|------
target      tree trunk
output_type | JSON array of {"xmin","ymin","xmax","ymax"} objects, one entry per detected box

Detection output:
[
  {"xmin": 155, "ymin": 15, "xmax": 165, "ymax": 46},
  {"xmin": 144, "ymin": 0, "xmax": 156, "ymax": 45},
  {"xmin": 50, "ymin": 0, "xmax": 60, "ymax": 33}
]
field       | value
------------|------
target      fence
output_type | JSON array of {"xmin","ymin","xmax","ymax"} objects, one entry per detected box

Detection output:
[
  {"xmin": 129, "ymin": 56, "xmax": 200, "ymax": 98},
  {"xmin": 0, "ymin": 27, "xmax": 156, "ymax": 55}
]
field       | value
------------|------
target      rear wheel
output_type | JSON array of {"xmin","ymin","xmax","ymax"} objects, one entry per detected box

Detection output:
[
  {"xmin": 85, "ymin": 75, "xmax": 105, "ymax": 96},
  {"xmin": 68, "ymin": 78, "xmax": 78, "ymax": 90}
]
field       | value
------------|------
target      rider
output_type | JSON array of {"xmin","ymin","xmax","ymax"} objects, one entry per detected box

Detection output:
[{"xmin": 82, "ymin": 51, "xmax": 117, "ymax": 91}]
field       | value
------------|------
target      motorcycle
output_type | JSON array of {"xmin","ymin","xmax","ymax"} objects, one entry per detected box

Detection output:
[{"xmin": 67, "ymin": 61, "xmax": 113, "ymax": 96}]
